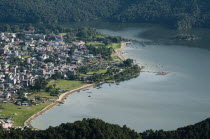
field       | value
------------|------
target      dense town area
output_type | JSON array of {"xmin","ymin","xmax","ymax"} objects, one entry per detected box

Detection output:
[{"xmin": 0, "ymin": 27, "xmax": 141, "ymax": 129}]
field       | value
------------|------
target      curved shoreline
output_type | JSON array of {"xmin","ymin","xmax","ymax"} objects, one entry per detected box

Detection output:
[
  {"xmin": 24, "ymin": 42, "xmax": 128, "ymax": 128},
  {"xmin": 24, "ymin": 84, "xmax": 94, "ymax": 127}
]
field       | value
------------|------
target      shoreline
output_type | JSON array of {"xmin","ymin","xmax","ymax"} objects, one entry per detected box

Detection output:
[
  {"xmin": 112, "ymin": 42, "xmax": 127, "ymax": 61},
  {"xmin": 24, "ymin": 41, "xmax": 128, "ymax": 128},
  {"xmin": 24, "ymin": 84, "xmax": 94, "ymax": 127}
]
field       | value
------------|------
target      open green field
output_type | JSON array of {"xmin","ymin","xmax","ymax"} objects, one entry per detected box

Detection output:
[
  {"xmin": 0, "ymin": 102, "xmax": 51, "ymax": 126},
  {"xmin": 80, "ymin": 69, "xmax": 107, "ymax": 77},
  {"xmin": 59, "ymin": 33, "xmax": 67, "ymax": 36},
  {"xmin": 29, "ymin": 80, "xmax": 86, "ymax": 99},
  {"xmin": 80, "ymin": 74, "xmax": 92, "ymax": 77},
  {"xmin": 86, "ymin": 42, "xmax": 120, "ymax": 50},
  {"xmin": 22, "ymin": 55, "xmax": 31, "ymax": 59},
  {"xmin": 0, "ymin": 80, "xmax": 86, "ymax": 126},
  {"xmin": 107, "ymin": 43, "xmax": 121, "ymax": 50},
  {"xmin": 48, "ymin": 80, "xmax": 85, "ymax": 90},
  {"xmin": 28, "ymin": 92, "xmax": 57, "ymax": 99},
  {"xmin": 86, "ymin": 42, "xmax": 104, "ymax": 47},
  {"xmin": 89, "ymin": 69, "xmax": 107, "ymax": 74},
  {"xmin": 112, "ymin": 56, "xmax": 122, "ymax": 62},
  {"xmin": 96, "ymin": 35, "xmax": 106, "ymax": 39}
]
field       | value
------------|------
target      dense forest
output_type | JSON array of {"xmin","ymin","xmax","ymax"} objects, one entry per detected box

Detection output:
[
  {"xmin": 0, "ymin": 0, "xmax": 210, "ymax": 29},
  {"xmin": 142, "ymin": 117, "xmax": 210, "ymax": 139},
  {"xmin": 1, "ymin": 119, "xmax": 141, "ymax": 139},
  {"xmin": 0, "ymin": 118, "xmax": 210, "ymax": 138}
]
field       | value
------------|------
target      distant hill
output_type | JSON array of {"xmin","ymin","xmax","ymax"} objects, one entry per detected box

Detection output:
[
  {"xmin": 1, "ymin": 118, "xmax": 210, "ymax": 139},
  {"xmin": 142, "ymin": 117, "xmax": 210, "ymax": 139},
  {"xmin": 0, "ymin": 0, "xmax": 210, "ymax": 29}
]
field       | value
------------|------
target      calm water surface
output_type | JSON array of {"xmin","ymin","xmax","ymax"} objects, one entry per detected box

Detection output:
[{"xmin": 32, "ymin": 23, "xmax": 210, "ymax": 132}]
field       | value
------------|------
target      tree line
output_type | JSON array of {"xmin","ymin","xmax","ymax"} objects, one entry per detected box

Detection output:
[
  {"xmin": 0, "ymin": 118, "xmax": 210, "ymax": 138},
  {"xmin": 0, "ymin": 0, "xmax": 210, "ymax": 29}
]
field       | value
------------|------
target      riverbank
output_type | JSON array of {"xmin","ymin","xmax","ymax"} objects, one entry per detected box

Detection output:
[{"xmin": 24, "ymin": 84, "xmax": 94, "ymax": 127}]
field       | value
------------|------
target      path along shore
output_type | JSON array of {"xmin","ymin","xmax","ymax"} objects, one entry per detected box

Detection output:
[
  {"xmin": 24, "ymin": 42, "xmax": 128, "ymax": 128},
  {"xmin": 24, "ymin": 84, "xmax": 94, "ymax": 127},
  {"xmin": 112, "ymin": 42, "xmax": 127, "ymax": 61}
]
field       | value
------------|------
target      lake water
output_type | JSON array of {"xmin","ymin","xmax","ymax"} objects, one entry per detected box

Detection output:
[{"xmin": 31, "ymin": 23, "xmax": 210, "ymax": 132}]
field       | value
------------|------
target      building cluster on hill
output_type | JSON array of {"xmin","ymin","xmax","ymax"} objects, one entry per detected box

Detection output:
[{"xmin": 0, "ymin": 31, "xmax": 98, "ymax": 104}]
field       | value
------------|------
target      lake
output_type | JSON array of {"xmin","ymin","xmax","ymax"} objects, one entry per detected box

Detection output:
[{"xmin": 31, "ymin": 23, "xmax": 210, "ymax": 132}]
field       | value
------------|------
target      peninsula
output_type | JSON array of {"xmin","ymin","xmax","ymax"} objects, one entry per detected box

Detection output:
[{"xmin": 0, "ymin": 25, "xmax": 141, "ymax": 129}]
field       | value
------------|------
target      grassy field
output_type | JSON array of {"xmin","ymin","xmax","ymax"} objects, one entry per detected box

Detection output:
[
  {"xmin": 0, "ymin": 80, "xmax": 86, "ymax": 126},
  {"xmin": 89, "ymin": 69, "xmax": 107, "ymax": 74},
  {"xmin": 96, "ymin": 35, "xmax": 106, "ymax": 39},
  {"xmin": 107, "ymin": 43, "xmax": 121, "ymax": 50},
  {"xmin": 29, "ymin": 80, "xmax": 86, "ymax": 99},
  {"xmin": 80, "ymin": 74, "xmax": 92, "ymax": 77},
  {"xmin": 112, "ymin": 56, "xmax": 122, "ymax": 62},
  {"xmin": 59, "ymin": 33, "xmax": 67, "ymax": 36},
  {"xmin": 48, "ymin": 80, "xmax": 85, "ymax": 90},
  {"xmin": 86, "ymin": 42, "xmax": 120, "ymax": 50},
  {"xmin": 80, "ymin": 69, "xmax": 107, "ymax": 77},
  {"xmin": 86, "ymin": 42, "xmax": 104, "ymax": 47},
  {"xmin": 0, "ymin": 102, "xmax": 51, "ymax": 126},
  {"xmin": 28, "ymin": 92, "xmax": 57, "ymax": 99},
  {"xmin": 22, "ymin": 55, "xmax": 31, "ymax": 59}
]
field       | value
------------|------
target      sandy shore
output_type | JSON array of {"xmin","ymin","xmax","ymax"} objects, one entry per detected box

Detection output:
[
  {"xmin": 24, "ymin": 42, "xmax": 128, "ymax": 127},
  {"xmin": 24, "ymin": 84, "xmax": 94, "ymax": 127}
]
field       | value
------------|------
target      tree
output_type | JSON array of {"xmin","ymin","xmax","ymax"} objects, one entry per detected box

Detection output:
[
  {"xmin": 53, "ymin": 84, "xmax": 56, "ymax": 89},
  {"xmin": 51, "ymin": 72, "xmax": 62, "ymax": 80},
  {"xmin": 33, "ymin": 77, "xmax": 48, "ymax": 91},
  {"xmin": 123, "ymin": 59, "xmax": 134, "ymax": 67},
  {"xmin": 6, "ymin": 24, "xmax": 11, "ymax": 32},
  {"xmin": 45, "ymin": 85, "xmax": 53, "ymax": 92}
]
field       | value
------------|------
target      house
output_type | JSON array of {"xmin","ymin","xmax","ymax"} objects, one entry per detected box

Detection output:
[
  {"xmin": 21, "ymin": 80, "xmax": 29, "ymax": 86},
  {"xmin": 23, "ymin": 30, "xmax": 35, "ymax": 34},
  {"xmin": 2, "ymin": 92, "xmax": 12, "ymax": 99},
  {"xmin": 2, "ymin": 120, "xmax": 13, "ymax": 129},
  {"xmin": 0, "ymin": 49, "xmax": 6, "ymax": 55},
  {"xmin": 55, "ymin": 35, "xmax": 63, "ymax": 42},
  {"xmin": 72, "ymin": 41, "xmax": 85, "ymax": 46}
]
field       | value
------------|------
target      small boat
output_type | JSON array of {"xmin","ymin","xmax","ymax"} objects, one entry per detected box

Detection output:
[
  {"xmin": 88, "ymin": 95, "xmax": 91, "ymax": 97},
  {"xmin": 156, "ymin": 71, "xmax": 170, "ymax": 75}
]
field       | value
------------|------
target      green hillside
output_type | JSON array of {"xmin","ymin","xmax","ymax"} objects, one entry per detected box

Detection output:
[
  {"xmin": 0, "ymin": 0, "xmax": 210, "ymax": 29},
  {"xmin": 0, "ymin": 118, "xmax": 210, "ymax": 138}
]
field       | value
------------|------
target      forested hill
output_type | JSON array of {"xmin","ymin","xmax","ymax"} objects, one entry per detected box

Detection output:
[
  {"xmin": 0, "ymin": 118, "xmax": 210, "ymax": 138},
  {"xmin": 142, "ymin": 117, "xmax": 210, "ymax": 139},
  {"xmin": 0, "ymin": 0, "xmax": 210, "ymax": 29}
]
